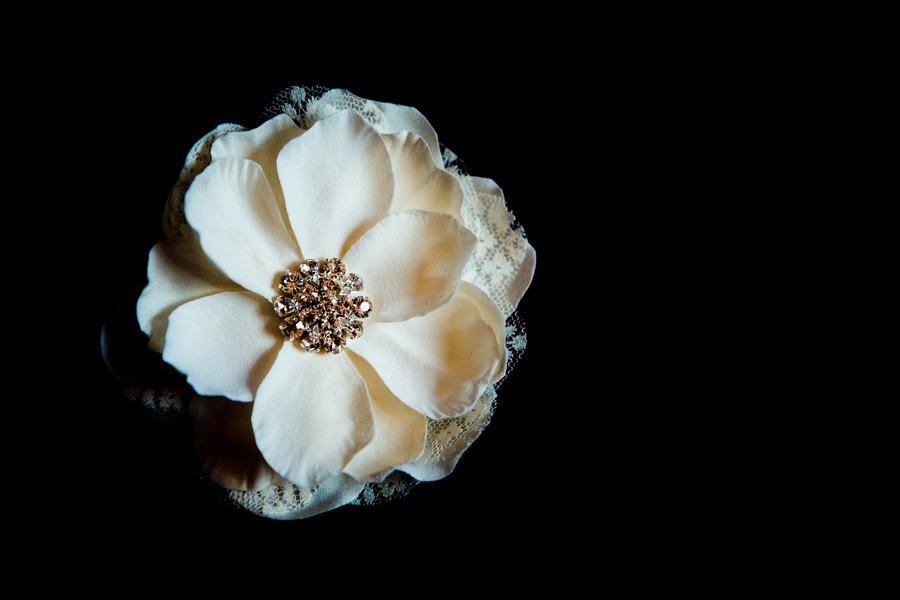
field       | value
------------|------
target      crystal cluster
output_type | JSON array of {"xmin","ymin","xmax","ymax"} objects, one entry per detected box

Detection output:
[{"xmin": 272, "ymin": 258, "xmax": 371, "ymax": 354}]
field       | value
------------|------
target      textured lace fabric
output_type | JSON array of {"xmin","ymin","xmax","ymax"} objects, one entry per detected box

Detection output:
[{"xmin": 147, "ymin": 87, "xmax": 530, "ymax": 518}]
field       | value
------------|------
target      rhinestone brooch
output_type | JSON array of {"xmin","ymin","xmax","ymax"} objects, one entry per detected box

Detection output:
[{"xmin": 273, "ymin": 258, "xmax": 371, "ymax": 354}]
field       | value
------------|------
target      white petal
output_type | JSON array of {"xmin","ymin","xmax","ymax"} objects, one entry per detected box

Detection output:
[
  {"xmin": 185, "ymin": 157, "xmax": 302, "ymax": 297},
  {"xmin": 319, "ymin": 89, "xmax": 443, "ymax": 168},
  {"xmin": 382, "ymin": 131, "xmax": 464, "ymax": 223},
  {"xmin": 163, "ymin": 292, "xmax": 282, "ymax": 402},
  {"xmin": 342, "ymin": 351, "xmax": 426, "ymax": 484},
  {"xmin": 137, "ymin": 238, "xmax": 244, "ymax": 353},
  {"xmin": 252, "ymin": 346, "xmax": 374, "ymax": 488},
  {"xmin": 350, "ymin": 290, "xmax": 501, "ymax": 420},
  {"xmin": 341, "ymin": 210, "xmax": 477, "ymax": 323},
  {"xmin": 189, "ymin": 395, "xmax": 290, "ymax": 492},
  {"xmin": 455, "ymin": 281, "xmax": 508, "ymax": 384},
  {"xmin": 278, "ymin": 110, "xmax": 393, "ymax": 259},
  {"xmin": 210, "ymin": 114, "xmax": 306, "ymax": 247}
]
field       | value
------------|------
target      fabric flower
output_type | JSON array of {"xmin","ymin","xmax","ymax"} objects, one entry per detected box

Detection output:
[{"xmin": 136, "ymin": 89, "xmax": 534, "ymax": 517}]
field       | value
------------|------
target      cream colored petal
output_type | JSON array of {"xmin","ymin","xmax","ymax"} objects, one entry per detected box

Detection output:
[
  {"xmin": 350, "ymin": 290, "xmax": 501, "ymax": 420},
  {"xmin": 251, "ymin": 346, "xmax": 374, "ymax": 489},
  {"xmin": 189, "ymin": 395, "xmax": 290, "ymax": 492},
  {"xmin": 455, "ymin": 281, "xmax": 508, "ymax": 384},
  {"xmin": 163, "ymin": 292, "xmax": 282, "ymax": 402},
  {"xmin": 318, "ymin": 89, "xmax": 443, "ymax": 168},
  {"xmin": 210, "ymin": 114, "xmax": 306, "ymax": 246},
  {"xmin": 382, "ymin": 131, "xmax": 463, "ymax": 223},
  {"xmin": 184, "ymin": 157, "xmax": 303, "ymax": 297},
  {"xmin": 137, "ymin": 237, "xmax": 244, "ymax": 353},
  {"xmin": 278, "ymin": 110, "xmax": 393, "ymax": 260},
  {"xmin": 341, "ymin": 210, "xmax": 477, "ymax": 323},
  {"xmin": 342, "ymin": 351, "xmax": 426, "ymax": 484}
]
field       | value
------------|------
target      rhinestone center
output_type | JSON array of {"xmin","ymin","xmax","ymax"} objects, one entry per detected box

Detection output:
[{"xmin": 273, "ymin": 258, "xmax": 371, "ymax": 354}]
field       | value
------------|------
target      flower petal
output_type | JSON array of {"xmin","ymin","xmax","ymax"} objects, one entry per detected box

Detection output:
[
  {"xmin": 278, "ymin": 110, "xmax": 393, "ymax": 259},
  {"xmin": 163, "ymin": 292, "xmax": 282, "ymax": 402},
  {"xmin": 252, "ymin": 347, "xmax": 374, "ymax": 488},
  {"xmin": 342, "ymin": 351, "xmax": 426, "ymax": 484},
  {"xmin": 455, "ymin": 281, "xmax": 508, "ymax": 384},
  {"xmin": 184, "ymin": 157, "xmax": 302, "ymax": 297},
  {"xmin": 319, "ymin": 89, "xmax": 443, "ymax": 168},
  {"xmin": 382, "ymin": 131, "xmax": 464, "ymax": 223},
  {"xmin": 210, "ymin": 114, "xmax": 306, "ymax": 247},
  {"xmin": 350, "ymin": 289, "xmax": 501, "ymax": 420},
  {"xmin": 341, "ymin": 210, "xmax": 477, "ymax": 323},
  {"xmin": 137, "ymin": 237, "xmax": 244, "ymax": 353},
  {"xmin": 189, "ymin": 395, "xmax": 290, "ymax": 492}
]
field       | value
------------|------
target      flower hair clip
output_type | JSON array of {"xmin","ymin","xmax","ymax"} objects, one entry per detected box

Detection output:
[{"xmin": 109, "ymin": 87, "xmax": 535, "ymax": 519}]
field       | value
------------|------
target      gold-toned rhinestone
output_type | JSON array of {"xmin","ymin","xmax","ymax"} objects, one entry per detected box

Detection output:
[
  {"xmin": 324, "ymin": 258, "xmax": 346, "ymax": 278},
  {"xmin": 354, "ymin": 296, "xmax": 372, "ymax": 319},
  {"xmin": 280, "ymin": 270, "xmax": 302, "ymax": 294},
  {"xmin": 298, "ymin": 283, "xmax": 319, "ymax": 304},
  {"xmin": 273, "ymin": 295, "xmax": 298, "ymax": 317},
  {"xmin": 279, "ymin": 315, "xmax": 303, "ymax": 340},
  {"xmin": 300, "ymin": 336, "xmax": 321, "ymax": 352},
  {"xmin": 345, "ymin": 320, "xmax": 363, "ymax": 339},
  {"xmin": 299, "ymin": 259, "xmax": 318, "ymax": 276},
  {"xmin": 345, "ymin": 273, "xmax": 363, "ymax": 292},
  {"xmin": 322, "ymin": 331, "xmax": 345, "ymax": 354}
]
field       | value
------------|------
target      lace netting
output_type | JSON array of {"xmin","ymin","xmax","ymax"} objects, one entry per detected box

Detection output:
[{"xmin": 144, "ymin": 87, "xmax": 530, "ymax": 519}]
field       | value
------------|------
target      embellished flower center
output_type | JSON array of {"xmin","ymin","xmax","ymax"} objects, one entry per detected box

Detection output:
[{"xmin": 273, "ymin": 258, "xmax": 371, "ymax": 354}]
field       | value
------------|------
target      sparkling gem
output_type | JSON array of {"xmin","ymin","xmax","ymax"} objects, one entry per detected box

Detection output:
[
  {"xmin": 299, "ymin": 306, "xmax": 316, "ymax": 324},
  {"xmin": 280, "ymin": 270, "xmax": 302, "ymax": 294},
  {"xmin": 273, "ymin": 295, "xmax": 298, "ymax": 316},
  {"xmin": 298, "ymin": 283, "xmax": 319, "ymax": 304},
  {"xmin": 300, "ymin": 259, "xmax": 319, "ymax": 276},
  {"xmin": 279, "ymin": 315, "xmax": 303, "ymax": 340},
  {"xmin": 319, "ymin": 280, "xmax": 339, "ymax": 298},
  {"xmin": 324, "ymin": 258, "xmax": 346, "ymax": 278},
  {"xmin": 300, "ymin": 336, "xmax": 321, "ymax": 352},
  {"xmin": 354, "ymin": 297, "xmax": 372, "ymax": 319},
  {"xmin": 322, "ymin": 332, "xmax": 345, "ymax": 354},
  {"xmin": 345, "ymin": 320, "xmax": 363, "ymax": 339},
  {"xmin": 345, "ymin": 273, "xmax": 363, "ymax": 291}
]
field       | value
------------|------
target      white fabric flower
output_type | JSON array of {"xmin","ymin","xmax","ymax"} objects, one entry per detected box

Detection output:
[{"xmin": 137, "ymin": 98, "xmax": 518, "ymax": 497}]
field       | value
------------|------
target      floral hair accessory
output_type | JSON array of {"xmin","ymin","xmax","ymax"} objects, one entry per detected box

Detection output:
[{"xmin": 121, "ymin": 87, "xmax": 534, "ymax": 519}]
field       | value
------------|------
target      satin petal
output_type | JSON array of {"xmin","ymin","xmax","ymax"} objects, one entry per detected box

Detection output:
[
  {"xmin": 350, "ymin": 291, "xmax": 501, "ymax": 420},
  {"xmin": 163, "ymin": 292, "xmax": 282, "ymax": 402},
  {"xmin": 318, "ymin": 89, "xmax": 443, "ymax": 168},
  {"xmin": 382, "ymin": 131, "xmax": 464, "ymax": 223},
  {"xmin": 342, "ymin": 351, "xmax": 426, "ymax": 484},
  {"xmin": 184, "ymin": 157, "xmax": 302, "ymax": 297},
  {"xmin": 252, "ymin": 346, "xmax": 374, "ymax": 488},
  {"xmin": 278, "ymin": 110, "xmax": 393, "ymax": 259},
  {"xmin": 137, "ymin": 237, "xmax": 243, "ymax": 353},
  {"xmin": 455, "ymin": 281, "xmax": 508, "ymax": 384},
  {"xmin": 189, "ymin": 395, "xmax": 290, "ymax": 492},
  {"xmin": 210, "ymin": 114, "xmax": 306, "ymax": 247},
  {"xmin": 341, "ymin": 210, "xmax": 477, "ymax": 323}
]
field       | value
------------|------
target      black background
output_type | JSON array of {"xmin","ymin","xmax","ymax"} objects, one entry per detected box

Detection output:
[{"xmin": 87, "ymin": 72, "xmax": 568, "ymax": 559}]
